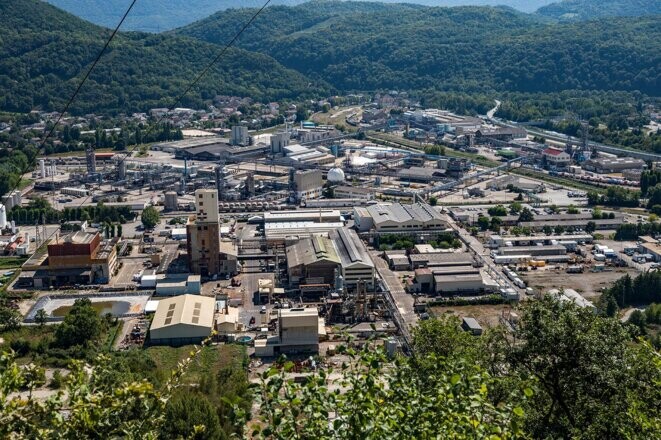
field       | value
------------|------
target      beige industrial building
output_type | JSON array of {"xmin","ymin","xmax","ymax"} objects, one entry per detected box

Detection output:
[
  {"xmin": 582, "ymin": 157, "xmax": 645, "ymax": 174},
  {"xmin": 354, "ymin": 202, "xmax": 448, "ymax": 233},
  {"xmin": 294, "ymin": 170, "xmax": 323, "ymax": 201},
  {"xmin": 254, "ymin": 308, "xmax": 325, "ymax": 357},
  {"xmin": 187, "ymin": 189, "xmax": 239, "ymax": 277},
  {"xmin": 148, "ymin": 295, "xmax": 215, "ymax": 346},
  {"xmin": 333, "ymin": 185, "xmax": 374, "ymax": 201},
  {"xmin": 263, "ymin": 209, "xmax": 345, "ymax": 241}
]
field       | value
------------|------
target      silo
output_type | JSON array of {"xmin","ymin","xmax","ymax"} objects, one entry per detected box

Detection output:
[{"xmin": 0, "ymin": 204, "xmax": 6, "ymax": 229}]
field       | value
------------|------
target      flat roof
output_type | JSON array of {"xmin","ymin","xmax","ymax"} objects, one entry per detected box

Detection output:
[{"xmin": 433, "ymin": 273, "xmax": 483, "ymax": 283}]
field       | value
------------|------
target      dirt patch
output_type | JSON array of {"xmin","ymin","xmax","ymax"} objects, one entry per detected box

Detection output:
[
  {"xmin": 430, "ymin": 304, "xmax": 514, "ymax": 328},
  {"xmin": 519, "ymin": 267, "xmax": 637, "ymax": 298}
]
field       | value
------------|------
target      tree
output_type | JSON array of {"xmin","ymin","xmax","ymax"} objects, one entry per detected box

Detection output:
[
  {"xmin": 499, "ymin": 297, "xmax": 661, "ymax": 439},
  {"xmin": 567, "ymin": 204, "xmax": 580, "ymax": 214},
  {"xmin": 117, "ymin": 224, "xmax": 123, "ymax": 237},
  {"xmin": 591, "ymin": 207, "xmax": 602, "ymax": 219},
  {"xmin": 628, "ymin": 310, "xmax": 647, "ymax": 335},
  {"xmin": 141, "ymin": 206, "xmax": 160, "ymax": 230},
  {"xmin": 509, "ymin": 202, "xmax": 522, "ymax": 214},
  {"xmin": 35, "ymin": 309, "xmax": 47, "ymax": 327},
  {"xmin": 548, "ymin": 204, "xmax": 559, "ymax": 214},
  {"xmin": 543, "ymin": 226, "xmax": 553, "ymax": 235},
  {"xmin": 428, "ymin": 196, "xmax": 437, "ymax": 206},
  {"xmin": 518, "ymin": 207, "xmax": 534, "ymax": 222},
  {"xmin": 161, "ymin": 393, "xmax": 223, "ymax": 440},
  {"xmin": 477, "ymin": 215, "xmax": 490, "ymax": 231},
  {"xmin": 54, "ymin": 298, "xmax": 103, "ymax": 348},
  {"xmin": 585, "ymin": 221, "xmax": 596, "ymax": 233},
  {"xmin": 0, "ymin": 305, "xmax": 21, "ymax": 331},
  {"xmin": 490, "ymin": 216, "xmax": 502, "ymax": 232},
  {"xmin": 488, "ymin": 205, "xmax": 507, "ymax": 216}
]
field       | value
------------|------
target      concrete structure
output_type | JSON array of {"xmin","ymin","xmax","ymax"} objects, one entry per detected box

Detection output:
[
  {"xmin": 354, "ymin": 203, "xmax": 448, "ymax": 233},
  {"xmin": 497, "ymin": 245, "xmax": 567, "ymax": 257},
  {"xmin": 270, "ymin": 132, "xmax": 290, "ymax": 154},
  {"xmin": 149, "ymin": 294, "xmax": 215, "ymax": 346},
  {"xmin": 164, "ymin": 191, "xmax": 178, "ymax": 211},
  {"xmin": 329, "ymin": 228, "xmax": 375, "ymax": 290},
  {"xmin": 263, "ymin": 209, "xmax": 344, "ymax": 242},
  {"xmin": 582, "ymin": 157, "xmax": 645, "ymax": 173},
  {"xmin": 215, "ymin": 305, "xmax": 240, "ymax": 335},
  {"xmin": 286, "ymin": 236, "xmax": 340, "ymax": 286},
  {"xmin": 187, "ymin": 189, "xmax": 238, "ymax": 277},
  {"xmin": 20, "ymin": 231, "xmax": 118, "ymax": 288},
  {"xmin": 461, "ymin": 317, "xmax": 483, "ymax": 335},
  {"xmin": 487, "ymin": 234, "xmax": 593, "ymax": 248},
  {"xmin": 254, "ymin": 308, "xmax": 324, "ymax": 357},
  {"xmin": 294, "ymin": 170, "xmax": 323, "ymax": 201},
  {"xmin": 231, "ymin": 125, "xmax": 249, "ymax": 146}
]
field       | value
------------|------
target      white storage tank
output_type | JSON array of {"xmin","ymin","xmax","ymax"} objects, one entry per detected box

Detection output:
[
  {"xmin": 0, "ymin": 204, "xmax": 6, "ymax": 229},
  {"xmin": 327, "ymin": 167, "xmax": 346, "ymax": 183}
]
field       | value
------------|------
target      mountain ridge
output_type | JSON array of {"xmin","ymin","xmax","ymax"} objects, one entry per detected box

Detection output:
[{"xmin": 537, "ymin": 0, "xmax": 661, "ymax": 21}]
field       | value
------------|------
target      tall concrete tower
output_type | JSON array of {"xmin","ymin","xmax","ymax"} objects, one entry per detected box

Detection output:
[{"xmin": 86, "ymin": 148, "xmax": 96, "ymax": 174}]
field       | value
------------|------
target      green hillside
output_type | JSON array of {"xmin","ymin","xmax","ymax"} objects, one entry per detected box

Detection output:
[
  {"xmin": 44, "ymin": 1, "xmax": 555, "ymax": 32},
  {"xmin": 0, "ymin": 0, "xmax": 327, "ymax": 114},
  {"xmin": 177, "ymin": 1, "xmax": 660, "ymax": 96},
  {"xmin": 537, "ymin": 0, "xmax": 661, "ymax": 21}
]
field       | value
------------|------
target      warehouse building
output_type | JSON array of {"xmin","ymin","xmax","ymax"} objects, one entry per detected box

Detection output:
[
  {"xmin": 487, "ymin": 234, "xmax": 594, "ymax": 248},
  {"xmin": 264, "ymin": 209, "xmax": 345, "ymax": 242},
  {"xmin": 409, "ymin": 252, "xmax": 474, "ymax": 269},
  {"xmin": 434, "ymin": 274, "xmax": 485, "ymax": 295},
  {"xmin": 519, "ymin": 218, "xmax": 621, "ymax": 231},
  {"xmin": 582, "ymin": 157, "xmax": 645, "ymax": 174},
  {"xmin": 286, "ymin": 235, "xmax": 340, "ymax": 286},
  {"xmin": 333, "ymin": 185, "xmax": 374, "ymax": 201},
  {"xmin": 148, "ymin": 295, "xmax": 215, "ymax": 346},
  {"xmin": 329, "ymin": 228, "xmax": 375, "ymax": 290},
  {"xmin": 497, "ymin": 245, "xmax": 567, "ymax": 257},
  {"xmin": 353, "ymin": 202, "xmax": 448, "ymax": 233}
]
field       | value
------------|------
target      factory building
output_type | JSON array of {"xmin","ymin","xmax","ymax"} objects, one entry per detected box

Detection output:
[
  {"xmin": 497, "ymin": 245, "xmax": 567, "ymax": 257},
  {"xmin": 434, "ymin": 273, "xmax": 485, "ymax": 295},
  {"xmin": 329, "ymin": 228, "xmax": 375, "ymax": 290},
  {"xmin": 293, "ymin": 170, "xmax": 323, "ymax": 201},
  {"xmin": 332, "ymin": 185, "xmax": 374, "ymax": 201},
  {"xmin": 231, "ymin": 125, "xmax": 249, "ymax": 146},
  {"xmin": 254, "ymin": 308, "xmax": 325, "ymax": 357},
  {"xmin": 582, "ymin": 157, "xmax": 646, "ymax": 174},
  {"xmin": 263, "ymin": 209, "xmax": 345, "ymax": 242},
  {"xmin": 270, "ymin": 132, "xmax": 290, "ymax": 154},
  {"xmin": 186, "ymin": 189, "xmax": 238, "ymax": 277},
  {"xmin": 148, "ymin": 294, "xmax": 215, "ymax": 346},
  {"xmin": 409, "ymin": 252, "xmax": 475, "ymax": 270},
  {"xmin": 638, "ymin": 236, "xmax": 661, "ymax": 262},
  {"xmin": 20, "ymin": 231, "xmax": 118, "ymax": 288},
  {"xmin": 354, "ymin": 202, "xmax": 448, "ymax": 233},
  {"xmin": 286, "ymin": 236, "xmax": 340, "ymax": 287}
]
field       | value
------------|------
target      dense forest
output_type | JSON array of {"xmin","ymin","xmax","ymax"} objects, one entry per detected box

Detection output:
[
  {"xmin": 45, "ymin": 1, "xmax": 557, "ymax": 31},
  {"xmin": 537, "ymin": 0, "xmax": 661, "ymax": 21},
  {"xmin": 177, "ymin": 1, "xmax": 660, "ymax": 96},
  {"xmin": 0, "ymin": 0, "xmax": 327, "ymax": 115}
]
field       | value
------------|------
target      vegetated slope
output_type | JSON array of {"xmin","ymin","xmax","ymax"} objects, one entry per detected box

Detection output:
[
  {"xmin": 44, "ymin": 0, "xmax": 555, "ymax": 31},
  {"xmin": 537, "ymin": 0, "xmax": 661, "ymax": 21},
  {"xmin": 1, "ymin": 0, "xmax": 326, "ymax": 114},
  {"xmin": 177, "ymin": 1, "xmax": 661, "ymax": 96}
]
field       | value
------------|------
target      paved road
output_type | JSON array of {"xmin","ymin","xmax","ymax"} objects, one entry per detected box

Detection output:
[{"xmin": 371, "ymin": 251, "xmax": 417, "ymax": 338}]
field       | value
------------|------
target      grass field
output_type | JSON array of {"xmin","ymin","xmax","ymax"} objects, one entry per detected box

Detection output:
[
  {"xmin": 0, "ymin": 257, "xmax": 27, "ymax": 270},
  {"xmin": 144, "ymin": 344, "xmax": 245, "ymax": 384}
]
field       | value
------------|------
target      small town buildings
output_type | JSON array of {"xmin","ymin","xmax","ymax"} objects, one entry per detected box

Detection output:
[{"xmin": 148, "ymin": 295, "xmax": 215, "ymax": 346}]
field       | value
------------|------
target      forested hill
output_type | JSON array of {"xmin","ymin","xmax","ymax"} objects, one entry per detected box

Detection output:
[
  {"xmin": 176, "ymin": 1, "xmax": 661, "ymax": 96},
  {"xmin": 0, "ymin": 0, "xmax": 327, "ymax": 114},
  {"xmin": 44, "ymin": 0, "xmax": 555, "ymax": 32},
  {"xmin": 537, "ymin": 0, "xmax": 661, "ymax": 21}
]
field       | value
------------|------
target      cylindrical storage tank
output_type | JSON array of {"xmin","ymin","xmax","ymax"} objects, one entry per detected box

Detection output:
[
  {"xmin": 0, "ymin": 205, "xmax": 6, "ymax": 229},
  {"xmin": 40, "ymin": 159, "xmax": 46, "ymax": 178},
  {"xmin": 327, "ymin": 167, "xmax": 345, "ymax": 183}
]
